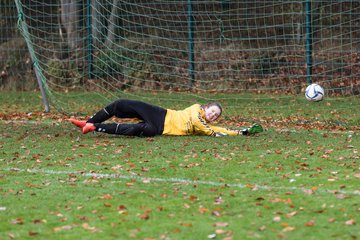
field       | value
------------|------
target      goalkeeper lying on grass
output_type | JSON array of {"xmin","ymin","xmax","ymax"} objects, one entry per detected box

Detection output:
[{"xmin": 69, "ymin": 99, "xmax": 263, "ymax": 137}]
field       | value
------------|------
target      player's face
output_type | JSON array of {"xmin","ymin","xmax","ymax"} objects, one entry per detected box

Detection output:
[{"xmin": 204, "ymin": 105, "xmax": 221, "ymax": 122}]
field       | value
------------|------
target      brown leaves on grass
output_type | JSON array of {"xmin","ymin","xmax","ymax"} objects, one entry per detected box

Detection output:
[
  {"xmin": 304, "ymin": 220, "xmax": 316, "ymax": 227},
  {"xmin": 53, "ymin": 225, "xmax": 74, "ymax": 232},
  {"xmin": 2, "ymin": 104, "xmax": 359, "ymax": 240},
  {"xmin": 11, "ymin": 218, "xmax": 24, "ymax": 225},
  {"xmin": 81, "ymin": 223, "xmax": 100, "ymax": 233},
  {"xmin": 139, "ymin": 213, "xmax": 150, "ymax": 220},
  {"xmin": 1, "ymin": 110, "xmax": 358, "ymax": 132},
  {"xmin": 180, "ymin": 222, "xmax": 193, "ymax": 227},
  {"xmin": 0, "ymin": 112, "xmax": 66, "ymax": 122},
  {"xmin": 99, "ymin": 194, "xmax": 113, "ymax": 200},
  {"xmin": 53, "ymin": 223, "xmax": 100, "ymax": 233},
  {"xmin": 268, "ymin": 197, "xmax": 293, "ymax": 206},
  {"xmin": 224, "ymin": 115, "xmax": 358, "ymax": 132},
  {"xmin": 214, "ymin": 222, "xmax": 229, "ymax": 227},
  {"xmin": 282, "ymin": 226, "xmax": 296, "ymax": 232}
]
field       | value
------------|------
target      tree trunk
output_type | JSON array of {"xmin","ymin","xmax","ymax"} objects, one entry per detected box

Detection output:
[
  {"xmin": 60, "ymin": 0, "xmax": 80, "ymax": 50},
  {"xmin": 91, "ymin": 0, "xmax": 109, "ymax": 47},
  {"xmin": 105, "ymin": 0, "xmax": 122, "ymax": 46}
]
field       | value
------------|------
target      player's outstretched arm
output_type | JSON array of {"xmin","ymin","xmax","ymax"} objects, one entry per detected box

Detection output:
[
  {"xmin": 239, "ymin": 124, "xmax": 264, "ymax": 136},
  {"xmin": 211, "ymin": 123, "xmax": 264, "ymax": 137}
]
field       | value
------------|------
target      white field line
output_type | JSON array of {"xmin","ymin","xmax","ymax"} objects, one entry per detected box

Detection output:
[{"xmin": 2, "ymin": 168, "xmax": 360, "ymax": 196}]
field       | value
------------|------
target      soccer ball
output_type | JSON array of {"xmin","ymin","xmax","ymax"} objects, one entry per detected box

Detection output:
[{"xmin": 305, "ymin": 83, "xmax": 324, "ymax": 102}]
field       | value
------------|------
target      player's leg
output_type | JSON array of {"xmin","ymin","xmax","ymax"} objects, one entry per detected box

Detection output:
[
  {"xmin": 87, "ymin": 99, "xmax": 165, "ymax": 124},
  {"xmin": 86, "ymin": 99, "xmax": 166, "ymax": 132},
  {"xmin": 82, "ymin": 99, "xmax": 144, "ymax": 133},
  {"xmin": 83, "ymin": 99, "xmax": 166, "ymax": 136},
  {"xmin": 86, "ymin": 122, "xmax": 158, "ymax": 137},
  {"xmin": 71, "ymin": 99, "xmax": 132, "ymax": 131}
]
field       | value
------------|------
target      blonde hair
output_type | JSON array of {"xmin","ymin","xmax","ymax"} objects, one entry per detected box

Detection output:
[{"xmin": 201, "ymin": 102, "xmax": 223, "ymax": 117}]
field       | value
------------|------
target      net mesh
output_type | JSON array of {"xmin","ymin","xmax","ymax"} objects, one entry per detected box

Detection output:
[{"xmin": 14, "ymin": 0, "xmax": 360, "ymax": 114}]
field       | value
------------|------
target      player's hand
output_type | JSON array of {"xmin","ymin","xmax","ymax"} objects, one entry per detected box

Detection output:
[{"xmin": 240, "ymin": 124, "xmax": 263, "ymax": 135}]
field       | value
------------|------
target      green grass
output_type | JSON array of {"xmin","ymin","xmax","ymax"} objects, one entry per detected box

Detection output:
[{"xmin": 0, "ymin": 92, "xmax": 359, "ymax": 240}]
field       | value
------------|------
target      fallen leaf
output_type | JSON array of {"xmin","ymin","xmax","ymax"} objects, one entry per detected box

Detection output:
[
  {"xmin": 82, "ymin": 223, "xmax": 99, "ymax": 232},
  {"xmin": 213, "ymin": 222, "xmax": 229, "ymax": 227},
  {"xmin": 183, "ymin": 204, "xmax": 190, "ymax": 209},
  {"xmin": 304, "ymin": 220, "xmax": 316, "ymax": 227},
  {"xmin": 199, "ymin": 206, "xmax": 209, "ymax": 214},
  {"xmin": 345, "ymin": 219, "xmax": 356, "ymax": 225},
  {"xmin": 100, "ymin": 194, "xmax": 113, "ymax": 200},
  {"xmin": 189, "ymin": 195, "xmax": 198, "ymax": 201},
  {"xmin": 286, "ymin": 211, "xmax": 297, "ymax": 218},
  {"xmin": 8, "ymin": 233, "xmax": 15, "ymax": 239},
  {"xmin": 336, "ymin": 194, "xmax": 348, "ymax": 199},
  {"xmin": 258, "ymin": 225, "xmax": 266, "ymax": 231},
  {"xmin": 79, "ymin": 216, "xmax": 89, "ymax": 221},
  {"xmin": 11, "ymin": 218, "xmax": 24, "ymax": 225},
  {"xmin": 215, "ymin": 229, "xmax": 226, "ymax": 234},
  {"xmin": 117, "ymin": 205, "xmax": 127, "ymax": 210},
  {"xmin": 281, "ymin": 222, "xmax": 289, "ymax": 227},
  {"xmin": 53, "ymin": 225, "xmax": 73, "ymax": 232},
  {"xmin": 223, "ymin": 237, "xmax": 233, "ymax": 240},
  {"xmin": 28, "ymin": 231, "xmax": 38, "ymax": 236},
  {"xmin": 32, "ymin": 219, "xmax": 46, "ymax": 224},
  {"xmin": 180, "ymin": 222, "xmax": 193, "ymax": 227},
  {"xmin": 214, "ymin": 196, "xmax": 224, "ymax": 205},
  {"xmin": 139, "ymin": 214, "xmax": 150, "ymax": 220},
  {"xmin": 212, "ymin": 211, "xmax": 221, "ymax": 217},
  {"xmin": 282, "ymin": 226, "xmax": 295, "ymax": 232},
  {"xmin": 303, "ymin": 189, "xmax": 315, "ymax": 195}
]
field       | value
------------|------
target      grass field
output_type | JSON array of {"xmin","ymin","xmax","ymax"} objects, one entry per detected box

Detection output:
[{"xmin": 0, "ymin": 92, "xmax": 359, "ymax": 240}]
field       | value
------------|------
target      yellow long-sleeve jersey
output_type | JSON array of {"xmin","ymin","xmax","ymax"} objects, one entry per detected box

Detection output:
[{"xmin": 162, "ymin": 104, "xmax": 239, "ymax": 136}]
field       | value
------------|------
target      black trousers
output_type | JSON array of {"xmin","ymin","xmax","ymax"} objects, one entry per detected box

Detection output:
[{"xmin": 87, "ymin": 99, "xmax": 167, "ymax": 137}]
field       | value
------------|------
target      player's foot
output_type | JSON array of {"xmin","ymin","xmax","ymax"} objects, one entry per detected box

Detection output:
[
  {"xmin": 82, "ymin": 123, "xmax": 96, "ymax": 134},
  {"xmin": 241, "ymin": 123, "xmax": 263, "ymax": 135},
  {"xmin": 69, "ymin": 116, "xmax": 86, "ymax": 129}
]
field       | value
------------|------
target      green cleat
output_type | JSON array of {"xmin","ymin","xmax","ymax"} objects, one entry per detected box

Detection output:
[{"xmin": 241, "ymin": 123, "xmax": 263, "ymax": 135}]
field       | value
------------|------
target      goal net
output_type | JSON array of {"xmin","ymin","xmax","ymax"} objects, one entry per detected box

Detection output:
[{"xmin": 15, "ymin": 0, "xmax": 360, "ymax": 115}]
